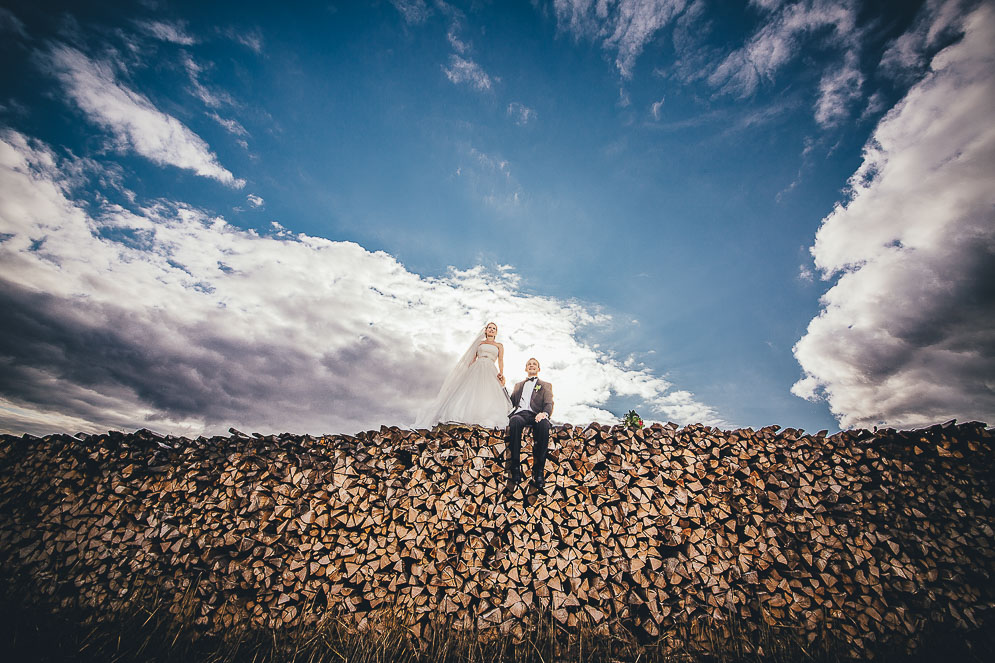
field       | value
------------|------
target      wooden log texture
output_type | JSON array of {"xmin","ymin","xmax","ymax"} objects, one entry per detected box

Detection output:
[{"xmin": 0, "ymin": 421, "xmax": 993, "ymax": 656}]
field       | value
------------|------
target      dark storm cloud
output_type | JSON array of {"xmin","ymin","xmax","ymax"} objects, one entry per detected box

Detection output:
[
  {"xmin": 794, "ymin": 4, "xmax": 995, "ymax": 428},
  {"xmin": 0, "ymin": 278, "xmax": 441, "ymax": 434}
]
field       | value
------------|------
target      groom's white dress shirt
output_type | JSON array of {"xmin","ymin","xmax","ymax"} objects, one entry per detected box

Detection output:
[{"xmin": 518, "ymin": 377, "xmax": 538, "ymax": 412}]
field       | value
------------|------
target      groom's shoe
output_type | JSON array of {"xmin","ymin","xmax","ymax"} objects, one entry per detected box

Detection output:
[
  {"xmin": 530, "ymin": 478, "xmax": 546, "ymax": 494},
  {"xmin": 507, "ymin": 469, "xmax": 524, "ymax": 484}
]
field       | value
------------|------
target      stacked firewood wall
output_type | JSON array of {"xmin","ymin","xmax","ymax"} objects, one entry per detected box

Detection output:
[{"xmin": 0, "ymin": 421, "xmax": 992, "ymax": 655}]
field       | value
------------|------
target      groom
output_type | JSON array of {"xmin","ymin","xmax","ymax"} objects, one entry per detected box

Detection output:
[{"xmin": 505, "ymin": 358, "xmax": 554, "ymax": 491}]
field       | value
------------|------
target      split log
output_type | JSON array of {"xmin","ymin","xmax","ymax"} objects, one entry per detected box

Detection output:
[{"xmin": 0, "ymin": 421, "xmax": 992, "ymax": 656}]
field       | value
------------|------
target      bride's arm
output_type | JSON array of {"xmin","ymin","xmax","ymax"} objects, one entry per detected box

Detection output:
[{"xmin": 497, "ymin": 343, "xmax": 505, "ymax": 384}]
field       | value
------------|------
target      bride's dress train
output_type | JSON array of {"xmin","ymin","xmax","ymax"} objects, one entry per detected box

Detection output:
[{"xmin": 416, "ymin": 343, "xmax": 512, "ymax": 428}]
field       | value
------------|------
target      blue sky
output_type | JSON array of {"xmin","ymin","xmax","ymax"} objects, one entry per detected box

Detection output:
[{"xmin": 1, "ymin": 0, "xmax": 993, "ymax": 436}]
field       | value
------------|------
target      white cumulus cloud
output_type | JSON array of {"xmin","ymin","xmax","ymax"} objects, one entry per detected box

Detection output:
[
  {"xmin": 553, "ymin": 0, "xmax": 689, "ymax": 78},
  {"xmin": 391, "ymin": 0, "xmax": 431, "ymax": 25},
  {"xmin": 507, "ymin": 102, "xmax": 536, "ymax": 125},
  {"xmin": 702, "ymin": 0, "xmax": 870, "ymax": 126},
  {"xmin": 0, "ymin": 7, "xmax": 28, "ymax": 38},
  {"xmin": 209, "ymin": 112, "xmax": 248, "ymax": 137},
  {"xmin": 232, "ymin": 29, "xmax": 264, "ymax": 54},
  {"xmin": 813, "ymin": 52, "xmax": 863, "ymax": 127},
  {"xmin": 44, "ymin": 45, "xmax": 243, "ymax": 188},
  {"xmin": 443, "ymin": 54, "xmax": 493, "ymax": 91},
  {"xmin": 183, "ymin": 54, "xmax": 235, "ymax": 109},
  {"xmin": 650, "ymin": 96, "xmax": 665, "ymax": 120},
  {"xmin": 879, "ymin": 0, "xmax": 973, "ymax": 79},
  {"xmin": 708, "ymin": 0, "xmax": 859, "ymax": 96},
  {"xmin": 554, "ymin": 0, "xmax": 867, "ymax": 126},
  {"xmin": 793, "ymin": 4, "xmax": 995, "ymax": 429},
  {"xmin": 135, "ymin": 19, "xmax": 196, "ymax": 45},
  {"xmin": 0, "ymin": 130, "xmax": 720, "ymax": 436}
]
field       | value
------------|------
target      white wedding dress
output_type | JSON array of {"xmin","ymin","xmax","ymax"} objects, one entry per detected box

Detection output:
[{"xmin": 416, "ymin": 342, "xmax": 513, "ymax": 429}]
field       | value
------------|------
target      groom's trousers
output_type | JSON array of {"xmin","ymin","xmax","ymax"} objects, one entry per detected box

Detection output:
[{"xmin": 505, "ymin": 410, "xmax": 551, "ymax": 483}]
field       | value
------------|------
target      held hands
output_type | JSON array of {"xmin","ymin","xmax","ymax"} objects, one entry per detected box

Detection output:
[
  {"xmin": 535, "ymin": 412, "xmax": 549, "ymax": 422},
  {"xmin": 497, "ymin": 373, "xmax": 506, "ymax": 386}
]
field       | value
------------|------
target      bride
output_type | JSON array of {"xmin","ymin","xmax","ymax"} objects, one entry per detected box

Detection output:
[{"xmin": 416, "ymin": 322, "xmax": 513, "ymax": 429}]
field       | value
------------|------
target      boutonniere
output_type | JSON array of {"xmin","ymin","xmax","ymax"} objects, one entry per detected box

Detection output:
[{"xmin": 533, "ymin": 383, "xmax": 542, "ymax": 393}]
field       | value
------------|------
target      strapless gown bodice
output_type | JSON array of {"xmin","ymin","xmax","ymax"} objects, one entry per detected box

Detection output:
[{"xmin": 475, "ymin": 344, "xmax": 499, "ymax": 361}]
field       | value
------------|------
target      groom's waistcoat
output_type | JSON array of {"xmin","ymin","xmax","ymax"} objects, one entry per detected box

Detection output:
[{"xmin": 510, "ymin": 379, "xmax": 554, "ymax": 416}]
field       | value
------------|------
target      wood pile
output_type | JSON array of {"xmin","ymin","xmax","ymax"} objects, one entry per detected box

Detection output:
[{"xmin": 0, "ymin": 420, "xmax": 993, "ymax": 656}]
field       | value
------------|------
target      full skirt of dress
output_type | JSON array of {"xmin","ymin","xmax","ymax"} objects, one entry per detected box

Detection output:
[{"xmin": 416, "ymin": 358, "xmax": 512, "ymax": 428}]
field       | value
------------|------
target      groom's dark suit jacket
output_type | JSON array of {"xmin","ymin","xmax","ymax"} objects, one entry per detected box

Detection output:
[{"xmin": 508, "ymin": 379, "xmax": 554, "ymax": 417}]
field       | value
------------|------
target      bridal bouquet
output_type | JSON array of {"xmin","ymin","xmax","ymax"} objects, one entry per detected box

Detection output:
[{"xmin": 622, "ymin": 410, "xmax": 644, "ymax": 429}]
